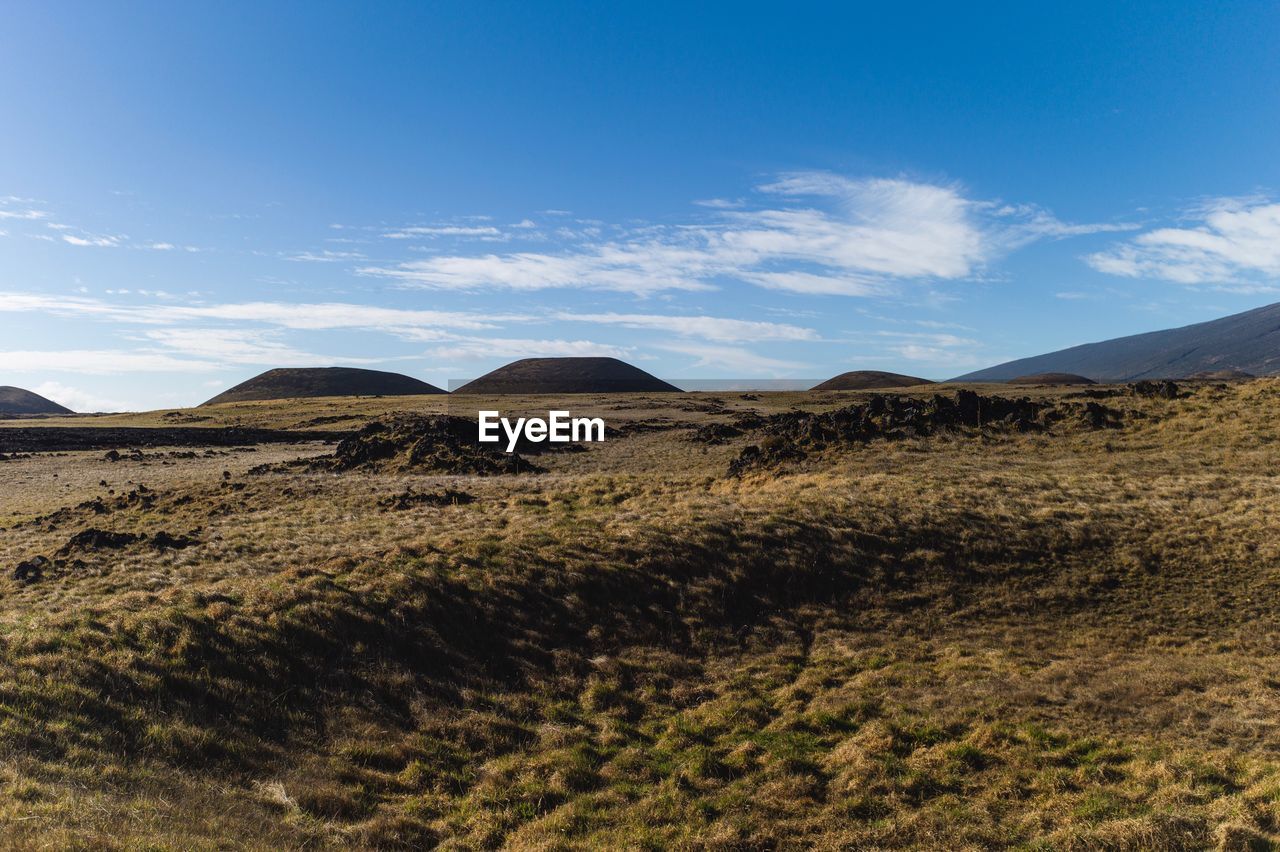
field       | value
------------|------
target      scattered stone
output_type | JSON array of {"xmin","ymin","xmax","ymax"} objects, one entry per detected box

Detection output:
[
  {"xmin": 688, "ymin": 423, "xmax": 745, "ymax": 445},
  {"xmin": 606, "ymin": 418, "xmax": 685, "ymax": 438},
  {"xmin": 80, "ymin": 498, "xmax": 110, "ymax": 515},
  {"xmin": 58, "ymin": 528, "xmax": 142, "ymax": 554},
  {"xmin": 150, "ymin": 531, "xmax": 200, "ymax": 550},
  {"xmin": 1077, "ymin": 401, "xmax": 1125, "ymax": 429},
  {"xmin": 12, "ymin": 556, "xmax": 49, "ymax": 583},
  {"xmin": 378, "ymin": 488, "xmax": 476, "ymax": 510},
  {"xmin": 1129, "ymin": 380, "xmax": 1181, "ymax": 399}
]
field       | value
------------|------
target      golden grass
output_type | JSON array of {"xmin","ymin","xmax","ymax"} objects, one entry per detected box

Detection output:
[{"xmin": 0, "ymin": 381, "xmax": 1278, "ymax": 848}]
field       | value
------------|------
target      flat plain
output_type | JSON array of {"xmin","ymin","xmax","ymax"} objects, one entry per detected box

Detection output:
[{"xmin": 0, "ymin": 381, "xmax": 1278, "ymax": 849}]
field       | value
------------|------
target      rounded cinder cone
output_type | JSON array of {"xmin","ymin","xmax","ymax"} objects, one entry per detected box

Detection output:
[
  {"xmin": 811, "ymin": 371, "xmax": 935, "ymax": 391},
  {"xmin": 1006, "ymin": 373, "xmax": 1096, "ymax": 386},
  {"xmin": 0, "ymin": 386, "xmax": 74, "ymax": 415},
  {"xmin": 201, "ymin": 367, "xmax": 446, "ymax": 406},
  {"xmin": 452, "ymin": 357, "xmax": 680, "ymax": 394}
]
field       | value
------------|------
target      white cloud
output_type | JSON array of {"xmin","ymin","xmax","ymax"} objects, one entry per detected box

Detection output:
[
  {"xmin": 32, "ymin": 381, "xmax": 127, "ymax": 412},
  {"xmin": 161, "ymin": 301, "xmax": 517, "ymax": 334},
  {"xmin": 1087, "ymin": 197, "xmax": 1280, "ymax": 284},
  {"xmin": 148, "ymin": 242, "xmax": 176, "ymax": 251},
  {"xmin": 0, "ymin": 291, "xmax": 517, "ymax": 334},
  {"xmin": 744, "ymin": 270, "xmax": 885, "ymax": 296},
  {"xmin": 382, "ymin": 225, "xmax": 503, "ymax": 239},
  {"xmin": 0, "ymin": 350, "xmax": 220, "ymax": 374},
  {"xmin": 62, "ymin": 233, "xmax": 121, "ymax": 247},
  {"xmin": 283, "ymin": 249, "xmax": 366, "ymax": 262},
  {"xmin": 361, "ymin": 172, "xmax": 1110, "ymax": 296},
  {"xmin": 892, "ymin": 343, "xmax": 979, "ymax": 364},
  {"xmin": 0, "ymin": 208, "xmax": 48, "ymax": 220},
  {"xmin": 560, "ymin": 311, "xmax": 818, "ymax": 341},
  {"xmin": 694, "ymin": 198, "xmax": 744, "ymax": 209},
  {"xmin": 859, "ymin": 330, "xmax": 984, "ymax": 367},
  {"xmin": 655, "ymin": 342, "xmax": 808, "ymax": 374},
  {"xmin": 139, "ymin": 328, "xmax": 381, "ymax": 366},
  {"xmin": 426, "ymin": 336, "xmax": 632, "ymax": 362},
  {"xmin": 361, "ymin": 245, "xmax": 719, "ymax": 293}
]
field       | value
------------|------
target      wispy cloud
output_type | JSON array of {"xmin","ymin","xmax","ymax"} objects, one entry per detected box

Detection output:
[
  {"xmin": 655, "ymin": 342, "xmax": 808, "ymax": 374},
  {"xmin": 0, "ymin": 291, "xmax": 515, "ymax": 334},
  {"xmin": 61, "ymin": 233, "xmax": 121, "ymax": 247},
  {"xmin": 361, "ymin": 244, "xmax": 719, "ymax": 293},
  {"xmin": 138, "ymin": 328, "xmax": 381, "ymax": 366},
  {"xmin": 31, "ymin": 381, "xmax": 127, "ymax": 413},
  {"xmin": 428, "ymin": 336, "xmax": 632, "ymax": 362},
  {"xmin": 867, "ymin": 330, "xmax": 985, "ymax": 366},
  {"xmin": 382, "ymin": 225, "xmax": 504, "ymax": 239},
  {"xmin": 0, "ymin": 208, "xmax": 49, "ymax": 220},
  {"xmin": 360, "ymin": 172, "xmax": 1116, "ymax": 296},
  {"xmin": 0, "ymin": 197, "xmax": 190, "ymax": 252},
  {"xmin": 558, "ymin": 312, "xmax": 818, "ymax": 341},
  {"xmin": 282, "ymin": 249, "xmax": 367, "ymax": 263},
  {"xmin": 0, "ymin": 349, "xmax": 220, "ymax": 374},
  {"xmin": 1087, "ymin": 197, "xmax": 1280, "ymax": 285}
]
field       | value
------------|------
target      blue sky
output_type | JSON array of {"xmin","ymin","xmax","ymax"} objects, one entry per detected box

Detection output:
[{"xmin": 2, "ymin": 1, "xmax": 1279, "ymax": 410}]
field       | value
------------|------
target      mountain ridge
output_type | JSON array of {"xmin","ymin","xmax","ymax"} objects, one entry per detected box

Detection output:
[{"xmin": 952, "ymin": 302, "xmax": 1280, "ymax": 382}]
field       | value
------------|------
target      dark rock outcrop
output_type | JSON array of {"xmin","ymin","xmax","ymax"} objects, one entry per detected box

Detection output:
[
  {"xmin": 728, "ymin": 391, "xmax": 1124, "ymax": 474},
  {"xmin": 310, "ymin": 415, "xmax": 545, "ymax": 475}
]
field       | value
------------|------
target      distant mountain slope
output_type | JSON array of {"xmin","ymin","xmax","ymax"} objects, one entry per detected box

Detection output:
[
  {"xmin": 452, "ymin": 357, "xmax": 680, "ymax": 394},
  {"xmin": 201, "ymin": 367, "xmax": 445, "ymax": 406},
  {"xmin": 953, "ymin": 302, "xmax": 1280, "ymax": 383},
  {"xmin": 811, "ymin": 370, "xmax": 934, "ymax": 391},
  {"xmin": 0, "ymin": 386, "xmax": 73, "ymax": 416}
]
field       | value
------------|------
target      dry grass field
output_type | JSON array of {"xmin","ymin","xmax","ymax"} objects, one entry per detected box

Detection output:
[{"xmin": 1, "ymin": 380, "xmax": 1279, "ymax": 849}]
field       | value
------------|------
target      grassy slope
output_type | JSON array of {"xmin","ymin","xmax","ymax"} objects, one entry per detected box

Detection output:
[{"xmin": 0, "ymin": 384, "xmax": 1278, "ymax": 848}]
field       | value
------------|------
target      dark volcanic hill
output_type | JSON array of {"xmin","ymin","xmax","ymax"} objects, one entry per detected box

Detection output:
[
  {"xmin": 0, "ymin": 386, "xmax": 73, "ymax": 416},
  {"xmin": 1007, "ymin": 372, "xmax": 1096, "ymax": 386},
  {"xmin": 201, "ymin": 367, "xmax": 445, "ymax": 406},
  {"xmin": 811, "ymin": 370, "xmax": 935, "ymax": 391},
  {"xmin": 452, "ymin": 357, "xmax": 680, "ymax": 394},
  {"xmin": 953, "ymin": 301, "xmax": 1280, "ymax": 383}
]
